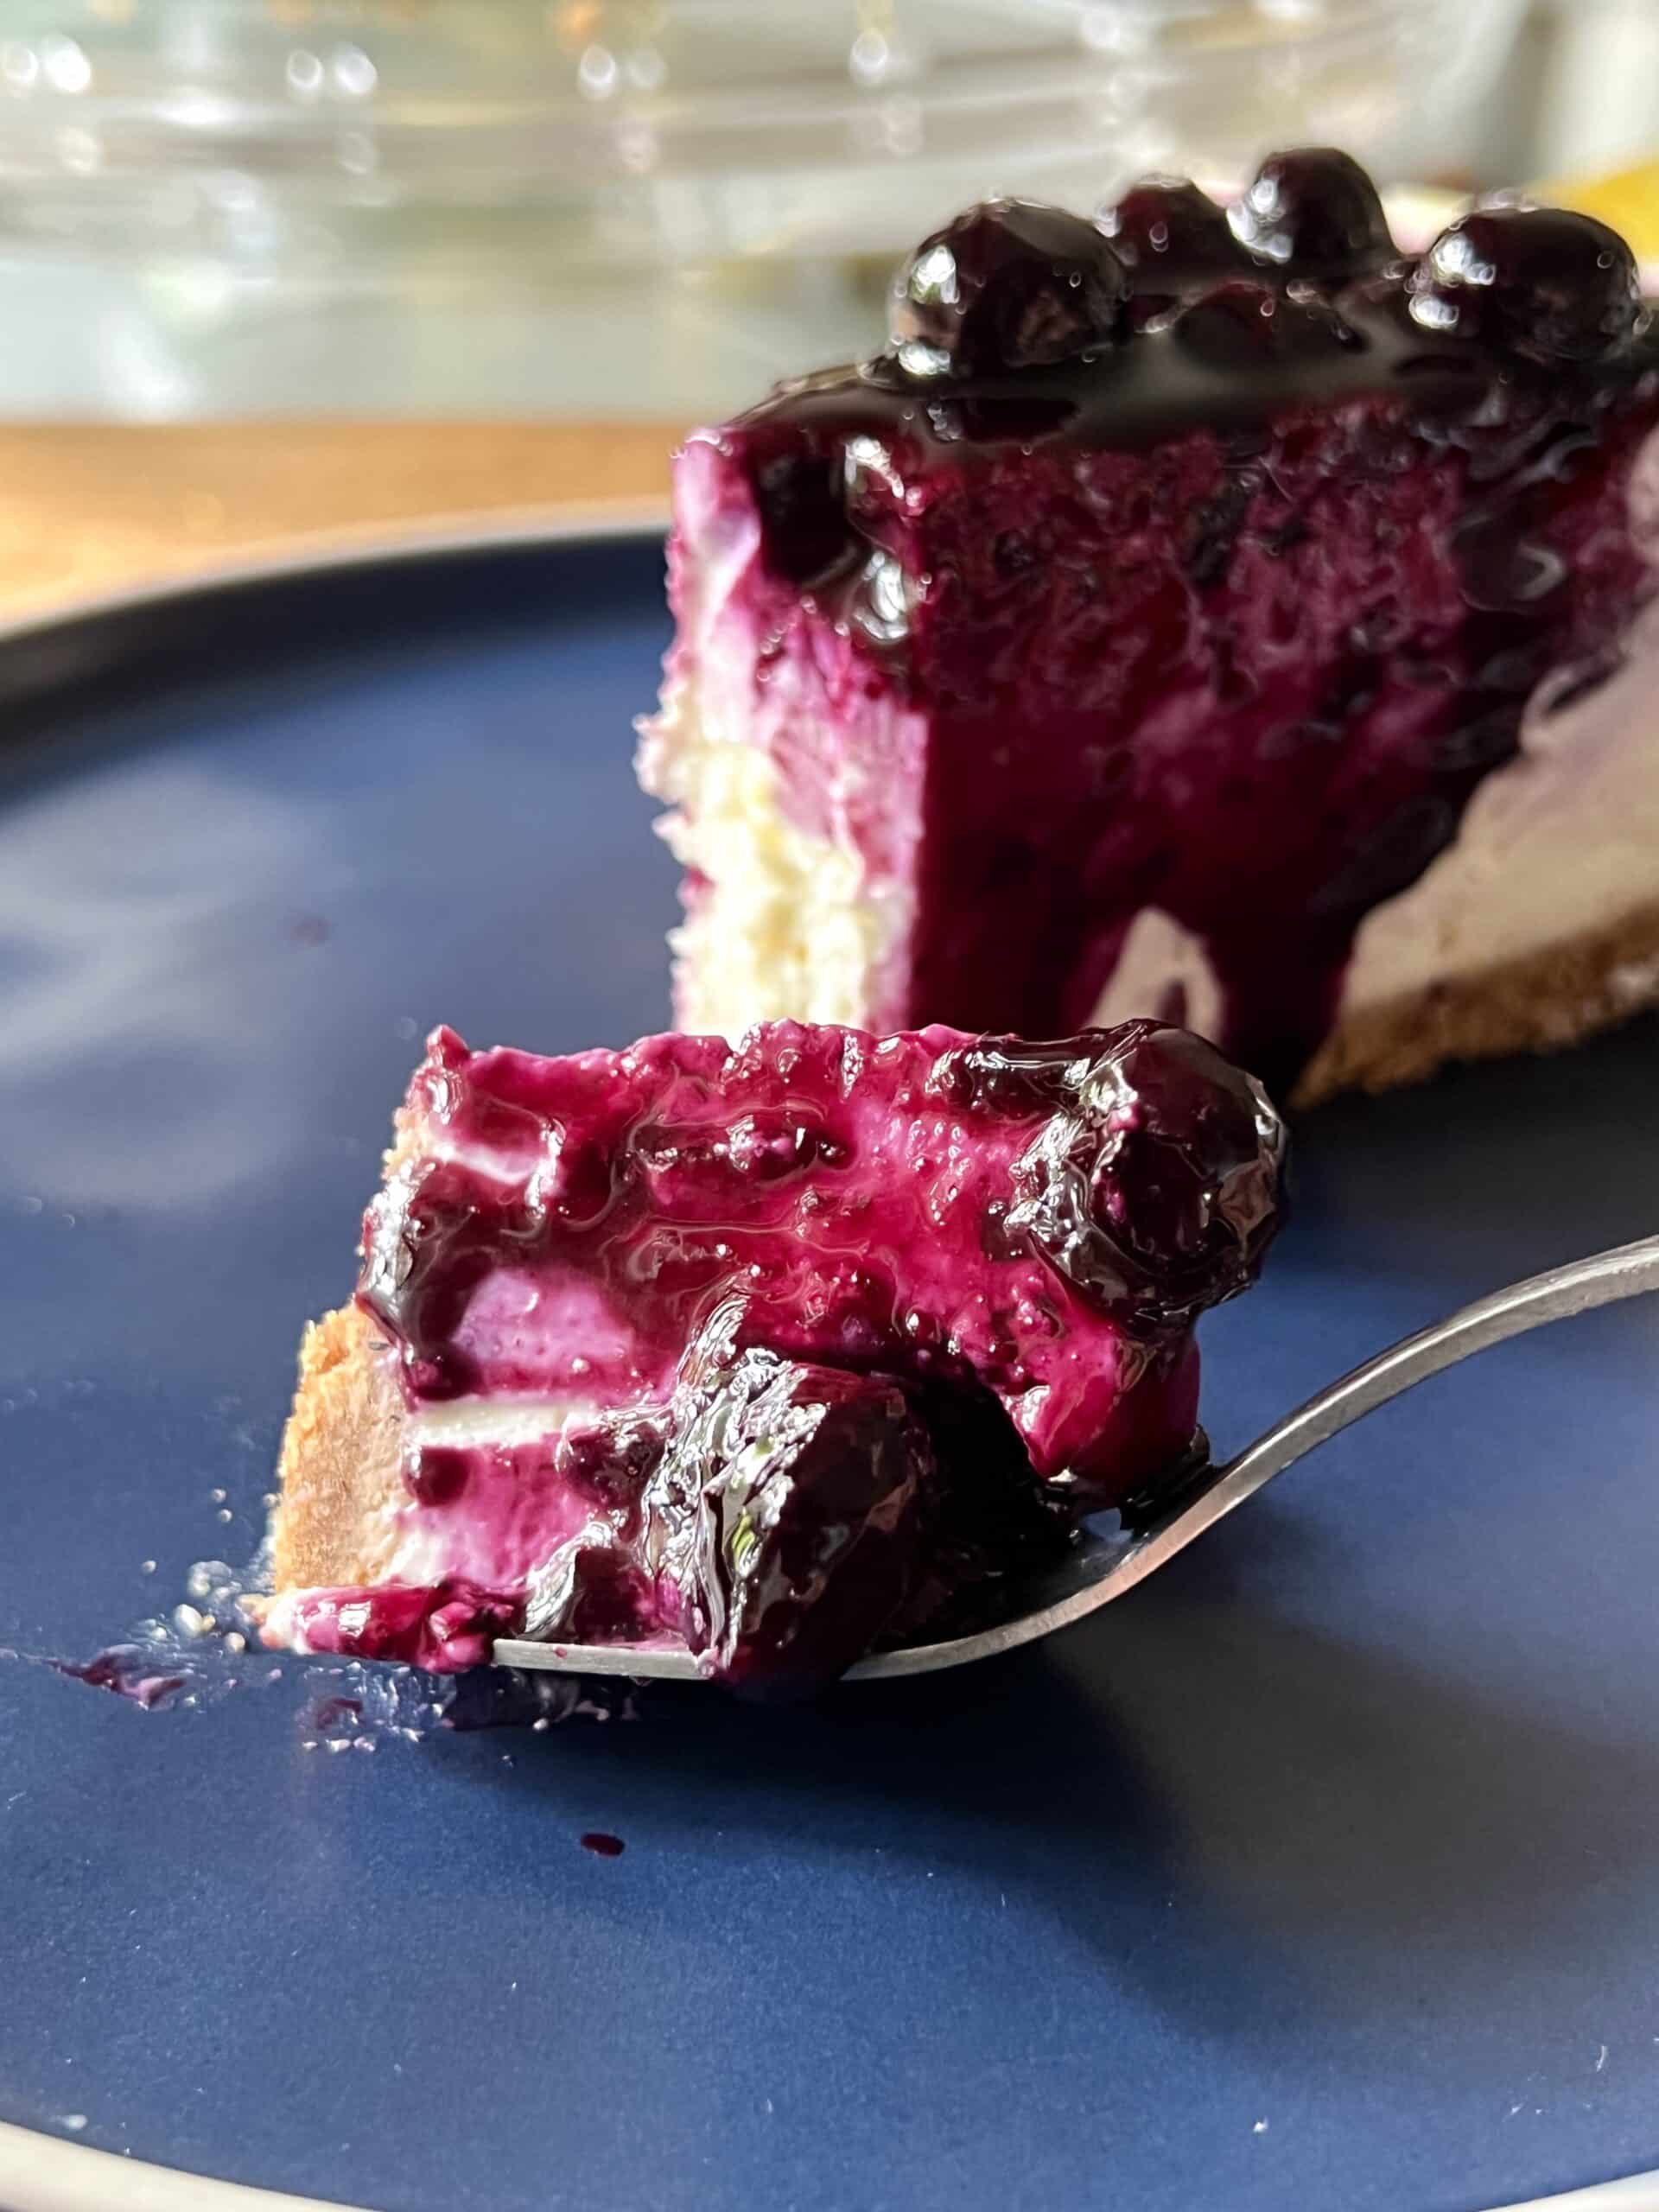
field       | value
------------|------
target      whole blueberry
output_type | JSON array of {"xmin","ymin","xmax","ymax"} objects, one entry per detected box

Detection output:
[
  {"xmin": 889, "ymin": 199, "xmax": 1128, "ymax": 376},
  {"xmin": 1407, "ymin": 206, "xmax": 1642, "ymax": 363},
  {"xmin": 1099, "ymin": 175, "xmax": 1243, "ymax": 293},
  {"xmin": 1005, "ymin": 1021, "xmax": 1287, "ymax": 1328},
  {"xmin": 1229, "ymin": 147, "xmax": 1395, "ymax": 283},
  {"xmin": 1174, "ymin": 277, "xmax": 1362, "ymax": 368},
  {"xmin": 650, "ymin": 1343, "xmax": 934, "ymax": 1697}
]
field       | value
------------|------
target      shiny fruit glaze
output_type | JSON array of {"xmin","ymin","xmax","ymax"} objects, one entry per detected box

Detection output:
[
  {"xmin": 282, "ymin": 1019, "xmax": 1285, "ymax": 1694},
  {"xmin": 668, "ymin": 151, "xmax": 1658, "ymax": 1089}
]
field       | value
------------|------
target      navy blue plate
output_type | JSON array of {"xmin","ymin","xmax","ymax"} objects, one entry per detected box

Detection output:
[{"xmin": 3, "ymin": 533, "xmax": 1659, "ymax": 2212}]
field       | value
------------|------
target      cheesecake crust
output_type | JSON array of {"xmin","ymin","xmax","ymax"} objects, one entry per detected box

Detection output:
[
  {"xmin": 269, "ymin": 1302, "xmax": 404, "ymax": 1593},
  {"xmin": 1296, "ymin": 899, "xmax": 1659, "ymax": 1105}
]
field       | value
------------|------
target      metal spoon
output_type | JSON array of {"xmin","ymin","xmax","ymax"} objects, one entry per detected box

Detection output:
[{"xmin": 492, "ymin": 1235, "xmax": 1659, "ymax": 1685}]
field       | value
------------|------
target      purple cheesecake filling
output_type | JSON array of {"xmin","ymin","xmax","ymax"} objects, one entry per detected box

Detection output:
[
  {"xmin": 658, "ymin": 155, "xmax": 1659, "ymax": 1088},
  {"xmin": 280, "ymin": 1018, "xmax": 1284, "ymax": 1693}
]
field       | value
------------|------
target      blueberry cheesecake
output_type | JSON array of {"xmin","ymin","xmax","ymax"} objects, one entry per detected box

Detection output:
[
  {"xmin": 638, "ymin": 150, "xmax": 1659, "ymax": 1103},
  {"xmin": 259, "ymin": 1020, "xmax": 1284, "ymax": 1693}
]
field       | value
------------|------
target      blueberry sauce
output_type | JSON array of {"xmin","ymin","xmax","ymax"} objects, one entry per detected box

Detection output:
[
  {"xmin": 361, "ymin": 1019, "xmax": 1280, "ymax": 1484},
  {"xmin": 33, "ymin": 1594, "xmax": 623, "ymax": 1737},
  {"xmin": 669, "ymin": 152, "xmax": 1658, "ymax": 1087},
  {"xmin": 647, "ymin": 1338, "xmax": 938, "ymax": 1694},
  {"xmin": 280, "ymin": 1018, "xmax": 1284, "ymax": 1695},
  {"xmin": 54, "ymin": 1647, "xmax": 190, "ymax": 1711},
  {"xmin": 889, "ymin": 200, "xmax": 1128, "ymax": 377},
  {"xmin": 283, "ymin": 1579, "xmax": 522, "ymax": 1672},
  {"xmin": 1226, "ymin": 148, "xmax": 1395, "ymax": 282}
]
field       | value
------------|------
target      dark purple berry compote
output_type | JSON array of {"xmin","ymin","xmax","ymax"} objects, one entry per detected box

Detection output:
[
  {"xmin": 641, "ymin": 151, "xmax": 1659, "ymax": 1094},
  {"xmin": 1226, "ymin": 147, "xmax": 1395, "ymax": 282},
  {"xmin": 1099, "ymin": 176, "xmax": 1246, "ymax": 313},
  {"xmin": 266, "ymin": 1019, "xmax": 1285, "ymax": 1695},
  {"xmin": 1408, "ymin": 206, "xmax": 1642, "ymax": 362},
  {"xmin": 889, "ymin": 200, "xmax": 1128, "ymax": 377}
]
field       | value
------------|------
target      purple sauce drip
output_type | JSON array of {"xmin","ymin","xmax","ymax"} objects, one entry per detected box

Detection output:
[
  {"xmin": 55, "ymin": 1648, "xmax": 189, "ymax": 1711},
  {"xmin": 580, "ymin": 1832, "xmax": 626, "ymax": 1857},
  {"xmin": 287, "ymin": 1580, "xmax": 523, "ymax": 1671},
  {"xmin": 689, "ymin": 156, "xmax": 1658, "ymax": 1088}
]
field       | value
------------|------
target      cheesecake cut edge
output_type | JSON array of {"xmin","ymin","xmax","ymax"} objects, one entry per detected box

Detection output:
[
  {"xmin": 639, "ymin": 423, "xmax": 1659, "ymax": 1104},
  {"xmin": 640, "ymin": 629, "xmax": 1659, "ymax": 1107}
]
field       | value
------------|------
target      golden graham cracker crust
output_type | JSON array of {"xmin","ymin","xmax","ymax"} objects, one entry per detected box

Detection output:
[
  {"xmin": 269, "ymin": 1303, "xmax": 405, "ymax": 1597},
  {"xmin": 1296, "ymin": 900, "xmax": 1659, "ymax": 1105}
]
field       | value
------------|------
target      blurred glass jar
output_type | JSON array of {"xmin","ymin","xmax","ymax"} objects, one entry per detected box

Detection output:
[
  {"xmin": 0, "ymin": 0, "xmax": 1528, "ymax": 417},
  {"xmin": 0, "ymin": 0, "xmax": 1530, "ymax": 268}
]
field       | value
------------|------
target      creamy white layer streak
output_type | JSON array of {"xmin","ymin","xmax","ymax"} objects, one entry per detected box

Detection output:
[
  {"xmin": 636, "ymin": 439, "xmax": 920, "ymax": 1035},
  {"xmin": 268, "ymin": 1384, "xmax": 611, "ymax": 1649}
]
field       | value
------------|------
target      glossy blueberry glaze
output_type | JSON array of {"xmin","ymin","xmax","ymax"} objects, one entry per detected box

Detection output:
[
  {"xmin": 669, "ymin": 152, "xmax": 1659, "ymax": 1085},
  {"xmin": 889, "ymin": 200, "xmax": 1128, "ymax": 377},
  {"xmin": 1098, "ymin": 175, "xmax": 1248, "ymax": 312},
  {"xmin": 363, "ymin": 1018, "xmax": 1279, "ymax": 1468},
  {"xmin": 648, "ymin": 1341, "xmax": 939, "ymax": 1694},
  {"xmin": 284, "ymin": 1580, "xmax": 521, "ymax": 1671},
  {"xmin": 288, "ymin": 1017, "xmax": 1283, "ymax": 1691},
  {"xmin": 1226, "ymin": 148, "xmax": 1395, "ymax": 282}
]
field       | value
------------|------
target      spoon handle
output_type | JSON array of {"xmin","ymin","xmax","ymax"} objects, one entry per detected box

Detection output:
[{"xmin": 1110, "ymin": 1232, "xmax": 1659, "ymax": 1600}]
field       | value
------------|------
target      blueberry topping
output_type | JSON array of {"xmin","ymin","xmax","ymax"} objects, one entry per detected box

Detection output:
[
  {"xmin": 405, "ymin": 1445, "xmax": 470, "ymax": 1506},
  {"xmin": 523, "ymin": 1532, "xmax": 658, "ymax": 1646},
  {"xmin": 1099, "ymin": 176, "xmax": 1243, "ymax": 294},
  {"xmin": 1408, "ymin": 206, "xmax": 1642, "ymax": 362},
  {"xmin": 752, "ymin": 450, "xmax": 857, "ymax": 588},
  {"xmin": 1173, "ymin": 278, "xmax": 1363, "ymax": 367},
  {"xmin": 283, "ymin": 1580, "xmax": 521, "ymax": 1672},
  {"xmin": 1001, "ymin": 1024, "xmax": 1286, "ymax": 1328},
  {"xmin": 705, "ymin": 157, "xmax": 1657, "ymax": 1109},
  {"xmin": 328, "ymin": 1018, "xmax": 1289, "ymax": 1690},
  {"xmin": 1229, "ymin": 148, "xmax": 1395, "ymax": 281},
  {"xmin": 889, "ymin": 199, "xmax": 1128, "ymax": 376},
  {"xmin": 650, "ymin": 1344, "xmax": 935, "ymax": 1696}
]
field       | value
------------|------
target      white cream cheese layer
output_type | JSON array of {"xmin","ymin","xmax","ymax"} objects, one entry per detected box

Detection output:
[
  {"xmin": 636, "ymin": 439, "xmax": 919, "ymax": 1037},
  {"xmin": 642, "ymin": 669, "xmax": 904, "ymax": 1033}
]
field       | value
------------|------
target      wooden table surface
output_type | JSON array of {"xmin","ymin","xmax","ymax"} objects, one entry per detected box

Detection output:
[{"xmin": 0, "ymin": 421, "xmax": 683, "ymax": 625}]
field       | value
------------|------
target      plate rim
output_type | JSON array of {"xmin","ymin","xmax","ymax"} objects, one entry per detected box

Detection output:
[
  {"xmin": 4, "ymin": 2109, "xmax": 1659, "ymax": 2212},
  {"xmin": 0, "ymin": 499, "xmax": 670, "ymax": 659}
]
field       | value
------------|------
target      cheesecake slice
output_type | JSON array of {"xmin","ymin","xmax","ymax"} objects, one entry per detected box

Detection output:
[
  {"xmin": 262, "ymin": 1019, "xmax": 1283, "ymax": 1693},
  {"xmin": 639, "ymin": 150, "xmax": 1659, "ymax": 1103}
]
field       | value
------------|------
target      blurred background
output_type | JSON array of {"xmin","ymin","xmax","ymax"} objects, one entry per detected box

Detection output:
[{"xmin": 2, "ymin": 0, "xmax": 1656, "ymax": 615}]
